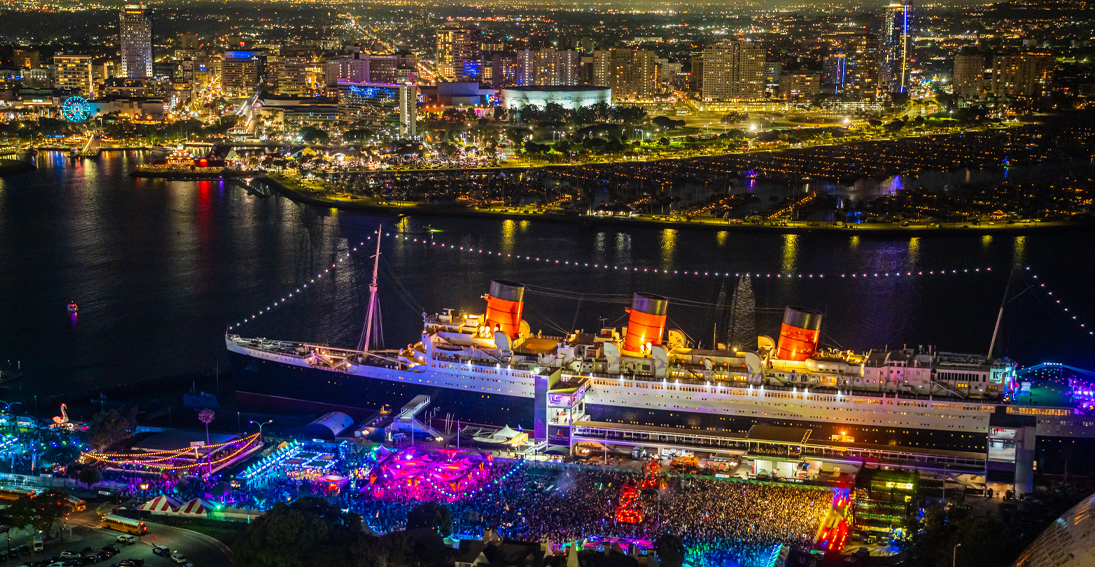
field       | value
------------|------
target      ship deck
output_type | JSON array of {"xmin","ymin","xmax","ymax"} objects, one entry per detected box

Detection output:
[{"xmin": 571, "ymin": 419, "xmax": 988, "ymax": 471}]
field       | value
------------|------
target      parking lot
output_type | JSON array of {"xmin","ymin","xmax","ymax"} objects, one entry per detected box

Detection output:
[{"xmin": 0, "ymin": 515, "xmax": 231, "ymax": 567}]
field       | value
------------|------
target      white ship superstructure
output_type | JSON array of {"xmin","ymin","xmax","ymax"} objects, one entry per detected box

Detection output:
[{"xmin": 227, "ymin": 279, "xmax": 1095, "ymax": 446}]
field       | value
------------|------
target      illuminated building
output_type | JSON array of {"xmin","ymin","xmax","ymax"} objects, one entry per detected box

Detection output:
[
  {"xmin": 701, "ymin": 41, "xmax": 765, "ymax": 101},
  {"xmin": 518, "ymin": 48, "xmax": 581, "ymax": 87},
  {"xmin": 592, "ymin": 48, "xmax": 658, "ymax": 101},
  {"xmin": 953, "ymin": 49, "xmax": 984, "ymax": 98},
  {"xmin": 500, "ymin": 85, "xmax": 612, "ymax": 110},
  {"xmin": 222, "ymin": 50, "xmax": 264, "ymax": 97},
  {"xmin": 399, "ymin": 82, "xmax": 417, "ymax": 138},
  {"xmin": 436, "ymin": 26, "xmax": 481, "ymax": 81},
  {"xmin": 990, "ymin": 52, "xmax": 1054, "ymax": 99},
  {"xmin": 120, "ymin": 5, "xmax": 153, "ymax": 79},
  {"xmin": 823, "ymin": 33, "xmax": 880, "ymax": 100},
  {"xmin": 879, "ymin": 1, "xmax": 913, "ymax": 95},
  {"xmin": 780, "ymin": 72, "xmax": 820, "ymax": 99},
  {"xmin": 13, "ymin": 48, "xmax": 39, "ymax": 70},
  {"xmin": 54, "ymin": 54, "xmax": 94, "ymax": 96},
  {"xmin": 326, "ymin": 48, "xmax": 417, "ymax": 86}
]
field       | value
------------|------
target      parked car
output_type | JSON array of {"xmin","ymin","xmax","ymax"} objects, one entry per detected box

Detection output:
[
  {"xmin": 59, "ymin": 552, "xmax": 81, "ymax": 560},
  {"xmin": 151, "ymin": 547, "xmax": 170, "ymax": 558},
  {"xmin": 115, "ymin": 536, "xmax": 137, "ymax": 545},
  {"xmin": 168, "ymin": 553, "xmax": 186, "ymax": 565}
]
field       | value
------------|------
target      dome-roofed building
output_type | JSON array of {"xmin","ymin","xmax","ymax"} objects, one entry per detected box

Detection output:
[{"xmin": 1013, "ymin": 492, "xmax": 1095, "ymax": 567}]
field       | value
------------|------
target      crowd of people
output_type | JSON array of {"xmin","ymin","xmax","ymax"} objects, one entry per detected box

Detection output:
[{"xmin": 338, "ymin": 461, "xmax": 832, "ymax": 567}]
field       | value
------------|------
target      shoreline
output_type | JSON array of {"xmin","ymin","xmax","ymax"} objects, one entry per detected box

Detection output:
[
  {"xmin": 0, "ymin": 159, "xmax": 36, "ymax": 176},
  {"xmin": 261, "ymin": 173, "xmax": 1093, "ymax": 236}
]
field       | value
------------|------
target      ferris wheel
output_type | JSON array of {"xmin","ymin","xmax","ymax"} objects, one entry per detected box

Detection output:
[{"xmin": 60, "ymin": 96, "xmax": 91, "ymax": 123}]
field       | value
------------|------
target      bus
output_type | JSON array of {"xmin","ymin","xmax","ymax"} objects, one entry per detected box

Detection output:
[
  {"xmin": 101, "ymin": 515, "xmax": 146, "ymax": 535},
  {"xmin": 65, "ymin": 496, "xmax": 86, "ymax": 512},
  {"xmin": 0, "ymin": 487, "xmax": 36, "ymax": 501}
]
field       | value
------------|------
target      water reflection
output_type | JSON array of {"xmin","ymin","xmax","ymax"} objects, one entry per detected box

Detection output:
[
  {"xmin": 661, "ymin": 228, "xmax": 677, "ymax": 266},
  {"xmin": 781, "ymin": 234, "xmax": 798, "ymax": 274},
  {"xmin": 716, "ymin": 231, "xmax": 728, "ymax": 246},
  {"xmin": 1013, "ymin": 236, "xmax": 1026, "ymax": 270},
  {"xmin": 500, "ymin": 219, "xmax": 516, "ymax": 255},
  {"xmin": 615, "ymin": 233, "xmax": 631, "ymax": 265},
  {"xmin": 907, "ymin": 237, "xmax": 920, "ymax": 266}
]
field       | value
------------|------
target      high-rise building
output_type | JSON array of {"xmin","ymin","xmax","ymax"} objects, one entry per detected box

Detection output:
[
  {"xmin": 953, "ymin": 49, "xmax": 984, "ymax": 98},
  {"xmin": 990, "ymin": 52, "xmax": 1054, "ymax": 98},
  {"xmin": 823, "ymin": 33, "xmax": 881, "ymax": 100},
  {"xmin": 398, "ymin": 83, "xmax": 417, "ymax": 138},
  {"xmin": 780, "ymin": 71, "xmax": 821, "ymax": 99},
  {"xmin": 54, "ymin": 54, "xmax": 94, "ymax": 95},
  {"xmin": 518, "ymin": 48, "xmax": 581, "ymax": 86},
  {"xmin": 879, "ymin": 2, "xmax": 913, "ymax": 94},
  {"xmin": 14, "ymin": 48, "xmax": 40, "ymax": 69},
  {"xmin": 324, "ymin": 48, "xmax": 418, "ymax": 86},
  {"xmin": 436, "ymin": 26, "xmax": 481, "ymax": 81},
  {"xmin": 591, "ymin": 48, "xmax": 658, "ymax": 101},
  {"xmin": 222, "ymin": 50, "xmax": 263, "ymax": 96},
  {"xmin": 120, "ymin": 5, "xmax": 153, "ymax": 78},
  {"xmin": 701, "ymin": 41, "xmax": 765, "ymax": 101}
]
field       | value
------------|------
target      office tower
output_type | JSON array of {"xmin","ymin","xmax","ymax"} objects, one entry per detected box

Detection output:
[
  {"xmin": 120, "ymin": 5, "xmax": 153, "ymax": 78},
  {"xmin": 823, "ymin": 33, "xmax": 881, "ymax": 99},
  {"xmin": 990, "ymin": 53, "xmax": 1054, "ymax": 98},
  {"xmin": 222, "ymin": 50, "xmax": 263, "ymax": 96},
  {"xmin": 518, "ymin": 48, "xmax": 581, "ymax": 86},
  {"xmin": 780, "ymin": 71, "xmax": 821, "ymax": 99},
  {"xmin": 437, "ymin": 26, "xmax": 481, "ymax": 81},
  {"xmin": 953, "ymin": 48, "xmax": 984, "ymax": 98},
  {"xmin": 591, "ymin": 48, "xmax": 658, "ymax": 101},
  {"xmin": 398, "ymin": 83, "xmax": 417, "ymax": 138},
  {"xmin": 879, "ymin": 1, "xmax": 912, "ymax": 94},
  {"xmin": 54, "ymin": 54, "xmax": 94, "ymax": 96},
  {"xmin": 701, "ymin": 41, "xmax": 765, "ymax": 101},
  {"xmin": 14, "ymin": 48, "xmax": 40, "ymax": 69}
]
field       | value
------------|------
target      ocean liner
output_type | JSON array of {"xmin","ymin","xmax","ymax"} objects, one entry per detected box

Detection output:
[{"xmin": 227, "ymin": 275, "xmax": 1095, "ymax": 455}]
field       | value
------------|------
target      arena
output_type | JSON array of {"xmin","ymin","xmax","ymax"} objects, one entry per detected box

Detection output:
[{"xmin": 500, "ymin": 85, "xmax": 612, "ymax": 110}]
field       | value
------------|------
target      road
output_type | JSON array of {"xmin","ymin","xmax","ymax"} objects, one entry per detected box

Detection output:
[{"xmin": 1, "ymin": 509, "xmax": 233, "ymax": 567}]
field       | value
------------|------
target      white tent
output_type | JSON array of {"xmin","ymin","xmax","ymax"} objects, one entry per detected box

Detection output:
[
  {"xmin": 138, "ymin": 495, "xmax": 183, "ymax": 514},
  {"xmin": 176, "ymin": 498, "xmax": 214, "ymax": 517},
  {"xmin": 492, "ymin": 425, "xmax": 519, "ymax": 440}
]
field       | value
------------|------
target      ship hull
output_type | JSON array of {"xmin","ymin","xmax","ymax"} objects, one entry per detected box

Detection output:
[
  {"xmin": 228, "ymin": 350, "xmax": 536, "ymax": 428},
  {"xmin": 228, "ymin": 350, "xmax": 989, "ymax": 452}
]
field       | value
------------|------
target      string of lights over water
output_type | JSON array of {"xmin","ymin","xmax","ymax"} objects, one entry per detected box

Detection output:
[{"xmin": 0, "ymin": 152, "xmax": 1093, "ymax": 398}]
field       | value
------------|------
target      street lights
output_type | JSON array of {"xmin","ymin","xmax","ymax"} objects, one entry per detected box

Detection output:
[
  {"xmin": 953, "ymin": 542, "xmax": 962, "ymax": 567},
  {"xmin": 249, "ymin": 419, "xmax": 273, "ymax": 442},
  {"xmin": 0, "ymin": 401, "xmax": 21, "ymax": 432}
]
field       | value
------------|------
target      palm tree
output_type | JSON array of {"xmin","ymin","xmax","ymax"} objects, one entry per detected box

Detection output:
[{"xmin": 198, "ymin": 409, "xmax": 215, "ymax": 474}]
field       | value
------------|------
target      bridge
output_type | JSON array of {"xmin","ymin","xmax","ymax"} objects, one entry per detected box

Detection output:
[
  {"xmin": 77, "ymin": 135, "xmax": 102, "ymax": 157},
  {"xmin": 388, "ymin": 395, "xmax": 444, "ymax": 440}
]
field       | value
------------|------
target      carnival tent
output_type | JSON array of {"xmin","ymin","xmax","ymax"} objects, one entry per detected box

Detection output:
[
  {"xmin": 176, "ymin": 498, "xmax": 215, "ymax": 517},
  {"xmin": 138, "ymin": 495, "xmax": 183, "ymax": 514}
]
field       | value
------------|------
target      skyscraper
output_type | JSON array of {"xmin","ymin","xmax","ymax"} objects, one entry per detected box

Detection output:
[
  {"xmin": 54, "ymin": 54, "xmax": 94, "ymax": 96},
  {"xmin": 120, "ymin": 5, "xmax": 152, "ymax": 78},
  {"xmin": 990, "ymin": 52, "xmax": 1054, "ymax": 98},
  {"xmin": 398, "ymin": 83, "xmax": 417, "ymax": 138},
  {"xmin": 701, "ymin": 41, "xmax": 765, "ymax": 101},
  {"xmin": 823, "ymin": 33, "xmax": 881, "ymax": 99},
  {"xmin": 953, "ymin": 48, "xmax": 984, "ymax": 99},
  {"xmin": 591, "ymin": 48, "xmax": 659, "ymax": 101},
  {"xmin": 436, "ymin": 26, "xmax": 481, "ymax": 81},
  {"xmin": 879, "ymin": 1, "xmax": 912, "ymax": 95}
]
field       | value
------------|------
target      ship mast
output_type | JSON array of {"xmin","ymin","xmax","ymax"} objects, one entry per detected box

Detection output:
[
  {"xmin": 987, "ymin": 269, "xmax": 1014, "ymax": 360},
  {"xmin": 357, "ymin": 225, "xmax": 382, "ymax": 352}
]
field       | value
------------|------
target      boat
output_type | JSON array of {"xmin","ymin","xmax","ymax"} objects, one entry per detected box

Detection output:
[
  {"xmin": 227, "ymin": 233, "xmax": 1095, "ymax": 464},
  {"xmin": 67, "ymin": 302, "xmax": 78, "ymax": 314}
]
